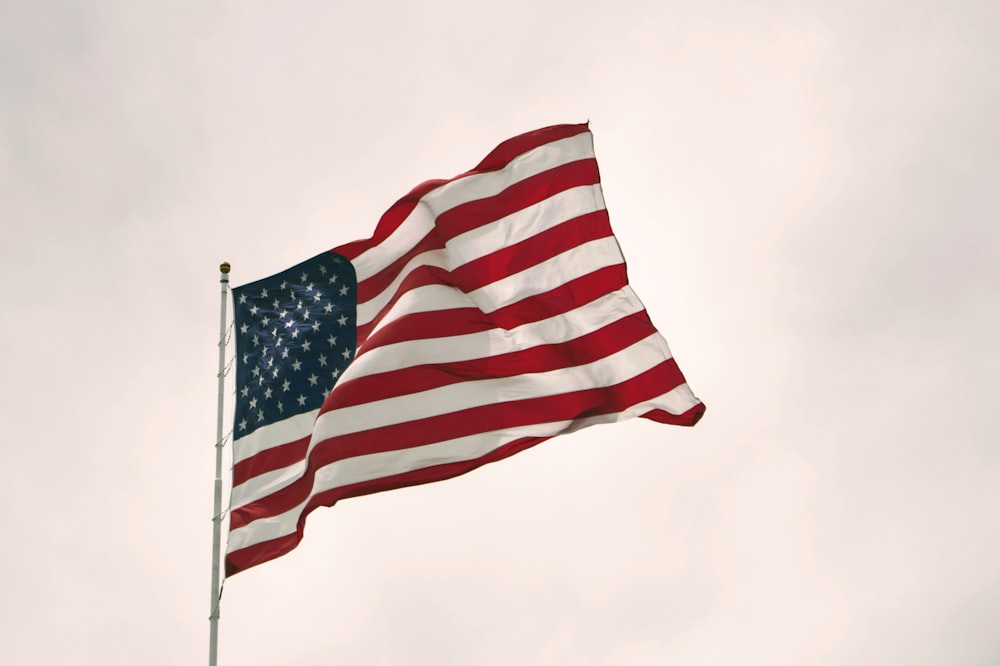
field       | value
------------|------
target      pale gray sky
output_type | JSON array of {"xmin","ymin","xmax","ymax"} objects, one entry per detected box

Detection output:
[{"xmin": 2, "ymin": 1, "xmax": 998, "ymax": 664}]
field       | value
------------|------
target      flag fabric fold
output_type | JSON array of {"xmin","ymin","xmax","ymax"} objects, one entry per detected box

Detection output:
[{"xmin": 226, "ymin": 123, "xmax": 705, "ymax": 575}]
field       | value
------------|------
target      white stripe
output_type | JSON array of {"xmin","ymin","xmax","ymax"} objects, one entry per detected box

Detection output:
[
  {"xmin": 641, "ymin": 383, "xmax": 701, "ymax": 417},
  {"xmin": 232, "ymin": 409, "xmax": 319, "ymax": 466},
  {"xmin": 351, "ymin": 133, "xmax": 595, "ymax": 281},
  {"xmin": 315, "ymin": 332, "xmax": 667, "ymax": 442},
  {"xmin": 363, "ymin": 283, "xmax": 475, "ymax": 341},
  {"xmin": 347, "ymin": 287, "xmax": 648, "ymax": 380},
  {"xmin": 466, "ymin": 236, "xmax": 625, "ymax": 314},
  {"xmin": 230, "ymin": 463, "xmax": 303, "ymax": 510},
  {"xmin": 356, "ymin": 249, "xmax": 447, "ymax": 326},
  {"xmin": 537, "ymin": 383, "xmax": 700, "ymax": 435},
  {"xmin": 445, "ymin": 184, "xmax": 605, "ymax": 269},
  {"xmin": 231, "ymin": 332, "xmax": 672, "ymax": 509},
  {"xmin": 228, "ymin": 381, "xmax": 697, "ymax": 552}
]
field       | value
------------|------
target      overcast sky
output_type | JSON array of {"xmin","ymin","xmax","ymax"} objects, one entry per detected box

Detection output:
[{"xmin": 2, "ymin": 1, "xmax": 999, "ymax": 664}]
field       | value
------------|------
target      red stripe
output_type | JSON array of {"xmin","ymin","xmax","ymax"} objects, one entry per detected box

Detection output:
[
  {"xmin": 232, "ymin": 436, "xmax": 309, "ymax": 488},
  {"xmin": 450, "ymin": 210, "xmax": 614, "ymax": 293},
  {"xmin": 356, "ymin": 264, "xmax": 630, "ymax": 355},
  {"xmin": 487, "ymin": 264, "xmax": 628, "ymax": 330},
  {"xmin": 434, "ymin": 159, "xmax": 600, "ymax": 241},
  {"xmin": 357, "ymin": 262, "xmax": 629, "ymax": 349},
  {"xmin": 354, "ymin": 230, "xmax": 443, "ymax": 305},
  {"xmin": 334, "ymin": 180, "xmax": 448, "ymax": 262},
  {"xmin": 330, "ymin": 311, "xmax": 657, "ymax": 410},
  {"xmin": 357, "ymin": 307, "xmax": 495, "ymax": 351},
  {"xmin": 472, "ymin": 123, "xmax": 590, "ymax": 173},
  {"xmin": 354, "ymin": 264, "xmax": 454, "ymax": 343},
  {"xmin": 228, "ymin": 359, "xmax": 686, "ymax": 530},
  {"xmin": 642, "ymin": 402, "xmax": 707, "ymax": 427},
  {"xmin": 359, "ymin": 255, "xmax": 622, "ymax": 350}
]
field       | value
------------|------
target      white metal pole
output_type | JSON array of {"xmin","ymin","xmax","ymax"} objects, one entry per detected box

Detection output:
[{"xmin": 210, "ymin": 261, "xmax": 230, "ymax": 666}]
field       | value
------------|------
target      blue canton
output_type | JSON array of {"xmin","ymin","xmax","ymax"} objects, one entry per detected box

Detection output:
[{"xmin": 232, "ymin": 252, "xmax": 357, "ymax": 438}]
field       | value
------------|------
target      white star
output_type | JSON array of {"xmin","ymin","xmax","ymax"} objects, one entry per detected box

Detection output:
[
  {"xmin": 261, "ymin": 315, "xmax": 270, "ymax": 327},
  {"xmin": 297, "ymin": 300, "xmax": 303, "ymax": 311},
  {"xmin": 242, "ymin": 353, "xmax": 249, "ymax": 365},
  {"xmin": 292, "ymin": 359, "xmax": 302, "ymax": 371},
  {"xmin": 261, "ymin": 288, "xmax": 268, "ymax": 298},
  {"xmin": 250, "ymin": 304, "xmax": 259, "ymax": 315},
  {"xmin": 331, "ymin": 368, "xmax": 340, "ymax": 378},
  {"xmin": 342, "ymin": 348, "xmax": 352, "ymax": 360},
  {"xmin": 327, "ymin": 335, "xmax": 338, "ymax": 346},
  {"xmin": 300, "ymin": 272, "xmax": 308, "ymax": 282},
  {"xmin": 281, "ymin": 348, "xmax": 289, "ymax": 359},
  {"xmin": 279, "ymin": 310, "xmax": 288, "ymax": 319},
  {"xmin": 252, "ymin": 336, "xmax": 260, "ymax": 347},
  {"xmin": 323, "ymin": 303, "xmax": 333, "ymax": 314},
  {"xmin": 275, "ymin": 336, "xmax": 283, "ymax": 347},
  {"xmin": 273, "ymin": 299, "xmax": 280, "ymax": 309},
  {"xmin": 297, "ymin": 394, "xmax": 307, "ymax": 407},
  {"xmin": 251, "ymin": 367, "xmax": 260, "ymax": 377},
  {"xmin": 290, "ymin": 328, "xmax": 300, "ymax": 339},
  {"xmin": 302, "ymin": 310, "xmax": 310, "ymax": 320},
  {"xmin": 264, "ymin": 387, "xmax": 273, "ymax": 399},
  {"xmin": 239, "ymin": 293, "xmax": 247, "ymax": 304},
  {"xmin": 238, "ymin": 419, "xmax": 247, "ymax": 430},
  {"xmin": 313, "ymin": 291, "xmax": 323, "ymax": 301},
  {"xmin": 282, "ymin": 379, "xmax": 291, "ymax": 392},
  {"xmin": 240, "ymin": 386, "xmax": 249, "ymax": 398},
  {"xmin": 337, "ymin": 314, "xmax": 348, "ymax": 326},
  {"xmin": 284, "ymin": 318, "xmax": 294, "ymax": 328},
  {"xmin": 240, "ymin": 323, "xmax": 249, "ymax": 334},
  {"xmin": 306, "ymin": 282, "xmax": 315, "ymax": 292},
  {"xmin": 328, "ymin": 274, "xmax": 338, "ymax": 284},
  {"xmin": 339, "ymin": 285, "xmax": 349, "ymax": 296},
  {"xmin": 280, "ymin": 281, "xmax": 288, "ymax": 290},
  {"xmin": 319, "ymin": 265, "xmax": 327, "ymax": 275},
  {"xmin": 272, "ymin": 367, "xmax": 279, "ymax": 378},
  {"xmin": 257, "ymin": 409, "xmax": 264, "ymax": 421},
  {"xmin": 302, "ymin": 340, "xmax": 312, "ymax": 352},
  {"xmin": 249, "ymin": 397, "xmax": 257, "ymax": 409},
  {"xmin": 277, "ymin": 401, "xmax": 284, "ymax": 414},
  {"xmin": 308, "ymin": 373, "xmax": 319, "ymax": 386},
  {"xmin": 318, "ymin": 354, "xmax": 328, "ymax": 367},
  {"xmin": 311, "ymin": 322, "xmax": 321, "ymax": 332}
]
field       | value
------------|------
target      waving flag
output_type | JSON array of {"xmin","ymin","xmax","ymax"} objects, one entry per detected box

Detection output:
[{"xmin": 226, "ymin": 123, "xmax": 705, "ymax": 575}]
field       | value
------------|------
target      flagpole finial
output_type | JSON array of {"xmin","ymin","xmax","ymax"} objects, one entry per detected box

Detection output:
[{"xmin": 220, "ymin": 262, "xmax": 231, "ymax": 274}]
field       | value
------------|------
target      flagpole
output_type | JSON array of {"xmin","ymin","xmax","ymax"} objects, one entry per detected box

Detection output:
[{"xmin": 210, "ymin": 261, "xmax": 230, "ymax": 666}]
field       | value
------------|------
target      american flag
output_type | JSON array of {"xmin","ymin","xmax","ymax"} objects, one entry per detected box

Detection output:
[{"xmin": 226, "ymin": 123, "xmax": 705, "ymax": 575}]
